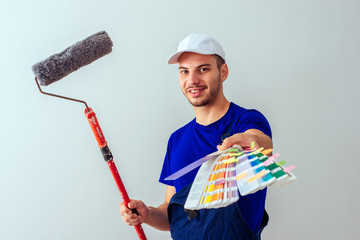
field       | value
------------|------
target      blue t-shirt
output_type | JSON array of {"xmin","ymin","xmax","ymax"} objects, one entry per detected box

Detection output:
[{"xmin": 159, "ymin": 102, "xmax": 272, "ymax": 232}]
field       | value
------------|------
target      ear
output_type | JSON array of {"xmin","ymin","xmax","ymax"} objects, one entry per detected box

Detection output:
[{"xmin": 220, "ymin": 63, "xmax": 229, "ymax": 83}]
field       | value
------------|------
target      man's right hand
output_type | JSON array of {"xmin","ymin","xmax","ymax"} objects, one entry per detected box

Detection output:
[
  {"xmin": 119, "ymin": 186, "xmax": 175, "ymax": 231},
  {"xmin": 120, "ymin": 200, "xmax": 149, "ymax": 226}
]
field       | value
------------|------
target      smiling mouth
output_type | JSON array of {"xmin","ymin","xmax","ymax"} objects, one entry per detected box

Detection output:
[
  {"xmin": 187, "ymin": 87, "xmax": 206, "ymax": 98},
  {"xmin": 190, "ymin": 90, "xmax": 200, "ymax": 93},
  {"xmin": 187, "ymin": 86, "xmax": 206, "ymax": 93}
]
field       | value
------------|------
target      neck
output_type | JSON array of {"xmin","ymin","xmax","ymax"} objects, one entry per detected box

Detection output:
[{"xmin": 194, "ymin": 94, "xmax": 230, "ymax": 126}]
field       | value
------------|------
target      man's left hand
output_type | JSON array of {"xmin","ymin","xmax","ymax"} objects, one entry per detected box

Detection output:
[{"xmin": 217, "ymin": 129, "xmax": 272, "ymax": 152}]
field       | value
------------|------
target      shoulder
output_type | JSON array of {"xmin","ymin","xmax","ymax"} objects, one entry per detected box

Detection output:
[
  {"xmin": 168, "ymin": 119, "xmax": 195, "ymax": 144},
  {"xmin": 230, "ymin": 103, "xmax": 272, "ymax": 138},
  {"xmin": 229, "ymin": 103, "xmax": 268, "ymax": 124}
]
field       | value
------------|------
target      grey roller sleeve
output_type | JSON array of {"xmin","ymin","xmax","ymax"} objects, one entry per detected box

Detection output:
[{"xmin": 32, "ymin": 31, "xmax": 113, "ymax": 86}]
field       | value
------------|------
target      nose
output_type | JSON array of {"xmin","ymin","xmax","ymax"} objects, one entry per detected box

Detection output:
[{"xmin": 187, "ymin": 71, "xmax": 200, "ymax": 85}]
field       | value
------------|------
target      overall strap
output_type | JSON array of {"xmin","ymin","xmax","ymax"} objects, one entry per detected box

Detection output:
[{"xmin": 220, "ymin": 120, "xmax": 236, "ymax": 144}]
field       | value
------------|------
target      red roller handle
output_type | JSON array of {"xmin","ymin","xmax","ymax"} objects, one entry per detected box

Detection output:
[
  {"xmin": 107, "ymin": 160, "xmax": 147, "ymax": 240},
  {"xmin": 85, "ymin": 108, "xmax": 147, "ymax": 240}
]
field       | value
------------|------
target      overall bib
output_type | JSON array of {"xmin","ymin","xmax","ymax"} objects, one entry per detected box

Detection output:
[{"xmin": 167, "ymin": 183, "xmax": 268, "ymax": 240}]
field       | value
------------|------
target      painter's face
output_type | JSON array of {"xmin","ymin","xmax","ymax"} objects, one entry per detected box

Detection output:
[{"xmin": 178, "ymin": 53, "xmax": 225, "ymax": 107}]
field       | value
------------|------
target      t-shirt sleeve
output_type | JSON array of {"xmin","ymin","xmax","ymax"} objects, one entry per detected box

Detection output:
[
  {"xmin": 158, "ymin": 134, "xmax": 175, "ymax": 186},
  {"xmin": 236, "ymin": 109, "xmax": 272, "ymax": 138}
]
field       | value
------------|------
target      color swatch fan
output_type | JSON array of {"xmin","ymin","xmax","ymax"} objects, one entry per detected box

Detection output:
[{"xmin": 165, "ymin": 145, "xmax": 296, "ymax": 210}]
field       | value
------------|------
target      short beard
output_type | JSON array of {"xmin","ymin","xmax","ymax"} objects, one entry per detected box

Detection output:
[{"xmin": 188, "ymin": 74, "xmax": 222, "ymax": 107}]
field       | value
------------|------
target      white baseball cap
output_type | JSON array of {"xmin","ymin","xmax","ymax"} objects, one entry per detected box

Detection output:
[{"xmin": 167, "ymin": 33, "xmax": 226, "ymax": 64}]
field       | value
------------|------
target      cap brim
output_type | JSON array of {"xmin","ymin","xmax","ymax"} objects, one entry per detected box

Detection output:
[
  {"xmin": 167, "ymin": 51, "xmax": 184, "ymax": 64},
  {"xmin": 167, "ymin": 49, "xmax": 216, "ymax": 64}
]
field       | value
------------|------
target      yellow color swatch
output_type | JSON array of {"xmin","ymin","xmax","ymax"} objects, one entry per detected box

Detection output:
[
  {"xmin": 223, "ymin": 157, "xmax": 238, "ymax": 164},
  {"xmin": 236, "ymin": 171, "xmax": 247, "ymax": 180},
  {"xmin": 248, "ymin": 170, "xmax": 266, "ymax": 182},
  {"xmin": 205, "ymin": 195, "xmax": 212, "ymax": 204},
  {"xmin": 250, "ymin": 147, "xmax": 264, "ymax": 155}
]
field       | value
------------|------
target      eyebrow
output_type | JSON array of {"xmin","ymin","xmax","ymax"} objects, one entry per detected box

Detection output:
[{"xmin": 178, "ymin": 64, "xmax": 212, "ymax": 70}]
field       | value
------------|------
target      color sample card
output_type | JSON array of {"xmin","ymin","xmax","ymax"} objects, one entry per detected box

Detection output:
[
  {"xmin": 181, "ymin": 145, "xmax": 296, "ymax": 210},
  {"xmin": 185, "ymin": 149, "xmax": 240, "ymax": 210}
]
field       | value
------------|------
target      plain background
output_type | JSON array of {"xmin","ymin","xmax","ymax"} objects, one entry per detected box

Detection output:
[{"xmin": 1, "ymin": 0, "xmax": 359, "ymax": 239}]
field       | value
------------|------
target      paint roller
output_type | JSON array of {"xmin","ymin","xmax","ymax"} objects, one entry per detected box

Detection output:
[{"xmin": 32, "ymin": 31, "xmax": 147, "ymax": 240}]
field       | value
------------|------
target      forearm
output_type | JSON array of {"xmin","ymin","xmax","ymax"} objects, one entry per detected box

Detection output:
[
  {"xmin": 244, "ymin": 129, "xmax": 273, "ymax": 150},
  {"xmin": 144, "ymin": 203, "xmax": 170, "ymax": 231}
]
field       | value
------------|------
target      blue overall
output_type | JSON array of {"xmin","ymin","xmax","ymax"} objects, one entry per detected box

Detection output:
[{"xmin": 167, "ymin": 183, "xmax": 269, "ymax": 240}]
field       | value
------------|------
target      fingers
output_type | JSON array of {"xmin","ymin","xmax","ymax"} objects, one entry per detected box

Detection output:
[
  {"xmin": 121, "ymin": 211, "xmax": 142, "ymax": 226},
  {"xmin": 217, "ymin": 133, "xmax": 259, "ymax": 151},
  {"xmin": 120, "ymin": 200, "xmax": 146, "ymax": 226}
]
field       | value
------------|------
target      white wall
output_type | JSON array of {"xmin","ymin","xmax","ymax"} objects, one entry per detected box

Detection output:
[{"xmin": 1, "ymin": 0, "xmax": 359, "ymax": 239}]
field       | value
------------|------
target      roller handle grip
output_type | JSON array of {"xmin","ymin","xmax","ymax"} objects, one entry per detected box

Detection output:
[
  {"xmin": 85, "ymin": 108, "xmax": 107, "ymax": 148},
  {"xmin": 85, "ymin": 108, "xmax": 147, "ymax": 240}
]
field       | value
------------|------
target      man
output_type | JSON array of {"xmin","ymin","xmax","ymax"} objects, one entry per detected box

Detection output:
[{"xmin": 120, "ymin": 33, "xmax": 273, "ymax": 239}]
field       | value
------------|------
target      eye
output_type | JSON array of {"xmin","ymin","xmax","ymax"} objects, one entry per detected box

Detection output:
[
  {"xmin": 179, "ymin": 69, "xmax": 188, "ymax": 74},
  {"xmin": 199, "ymin": 67, "xmax": 209, "ymax": 73}
]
